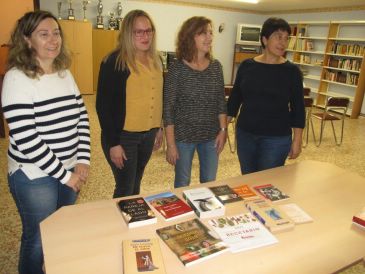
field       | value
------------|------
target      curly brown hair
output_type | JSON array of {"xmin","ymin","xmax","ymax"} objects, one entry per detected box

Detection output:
[
  {"xmin": 7, "ymin": 10, "xmax": 71, "ymax": 79},
  {"xmin": 176, "ymin": 16, "xmax": 212, "ymax": 62}
]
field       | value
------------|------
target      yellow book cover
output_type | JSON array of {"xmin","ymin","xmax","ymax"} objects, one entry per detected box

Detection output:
[{"xmin": 123, "ymin": 238, "xmax": 166, "ymax": 274}]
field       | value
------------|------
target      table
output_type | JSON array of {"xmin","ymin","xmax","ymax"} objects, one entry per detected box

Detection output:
[{"xmin": 40, "ymin": 160, "xmax": 365, "ymax": 274}]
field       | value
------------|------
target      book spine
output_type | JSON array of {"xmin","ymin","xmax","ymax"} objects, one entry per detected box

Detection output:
[{"xmin": 353, "ymin": 216, "xmax": 365, "ymax": 227}]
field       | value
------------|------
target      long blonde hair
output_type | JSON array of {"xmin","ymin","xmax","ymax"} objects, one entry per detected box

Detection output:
[
  {"xmin": 115, "ymin": 10, "xmax": 160, "ymax": 72},
  {"xmin": 7, "ymin": 10, "xmax": 70, "ymax": 78}
]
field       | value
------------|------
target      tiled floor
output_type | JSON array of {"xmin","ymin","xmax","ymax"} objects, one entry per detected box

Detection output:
[{"xmin": 0, "ymin": 94, "xmax": 364, "ymax": 273}]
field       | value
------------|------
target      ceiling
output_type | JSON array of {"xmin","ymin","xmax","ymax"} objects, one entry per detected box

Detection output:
[{"xmin": 156, "ymin": 0, "xmax": 365, "ymax": 14}]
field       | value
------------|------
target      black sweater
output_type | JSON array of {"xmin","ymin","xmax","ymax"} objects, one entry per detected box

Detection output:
[
  {"xmin": 227, "ymin": 59, "xmax": 305, "ymax": 136},
  {"xmin": 96, "ymin": 51, "xmax": 130, "ymax": 147}
]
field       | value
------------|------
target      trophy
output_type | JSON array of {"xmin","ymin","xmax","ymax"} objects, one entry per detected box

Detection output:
[
  {"xmin": 82, "ymin": 0, "xmax": 91, "ymax": 22},
  {"xmin": 116, "ymin": 2, "xmax": 123, "ymax": 30},
  {"xmin": 96, "ymin": 0, "xmax": 104, "ymax": 29},
  {"xmin": 57, "ymin": 2, "xmax": 62, "ymax": 20},
  {"xmin": 108, "ymin": 12, "xmax": 118, "ymax": 30},
  {"xmin": 67, "ymin": 0, "xmax": 75, "ymax": 20}
]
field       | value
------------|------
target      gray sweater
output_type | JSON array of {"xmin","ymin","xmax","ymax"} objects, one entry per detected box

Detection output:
[{"xmin": 163, "ymin": 59, "xmax": 227, "ymax": 143}]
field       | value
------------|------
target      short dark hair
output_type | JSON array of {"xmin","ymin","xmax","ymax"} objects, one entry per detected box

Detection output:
[{"xmin": 260, "ymin": 17, "xmax": 291, "ymax": 49}]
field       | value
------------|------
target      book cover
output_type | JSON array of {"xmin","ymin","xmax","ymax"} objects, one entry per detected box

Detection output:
[
  {"xmin": 245, "ymin": 199, "xmax": 295, "ymax": 233},
  {"xmin": 182, "ymin": 187, "xmax": 225, "ymax": 218},
  {"xmin": 208, "ymin": 213, "xmax": 278, "ymax": 253},
  {"xmin": 209, "ymin": 185, "xmax": 243, "ymax": 204},
  {"xmin": 232, "ymin": 184, "xmax": 259, "ymax": 200},
  {"xmin": 145, "ymin": 191, "xmax": 194, "ymax": 221},
  {"xmin": 278, "ymin": 203, "xmax": 313, "ymax": 224},
  {"xmin": 352, "ymin": 207, "xmax": 365, "ymax": 228},
  {"xmin": 117, "ymin": 197, "xmax": 157, "ymax": 228},
  {"xmin": 123, "ymin": 238, "xmax": 166, "ymax": 274},
  {"xmin": 156, "ymin": 218, "xmax": 228, "ymax": 267},
  {"xmin": 253, "ymin": 184, "xmax": 290, "ymax": 202}
]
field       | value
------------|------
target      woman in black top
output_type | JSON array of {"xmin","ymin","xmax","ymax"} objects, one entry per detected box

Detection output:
[{"xmin": 227, "ymin": 17, "xmax": 305, "ymax": 174}]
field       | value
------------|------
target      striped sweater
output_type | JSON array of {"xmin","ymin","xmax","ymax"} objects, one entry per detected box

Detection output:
[
  {"xmin": 163, "ymin": 59, "xmax": 226, "ymax": 143},
  {"xmin": 2, "ymin": 68, "xmax": 90, "ymax": 184}
]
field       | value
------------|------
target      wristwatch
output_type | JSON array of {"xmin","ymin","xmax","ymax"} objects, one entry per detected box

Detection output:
[{"xmin": 220, "ymin": 128, "xmax": 227, "ymax": 132}]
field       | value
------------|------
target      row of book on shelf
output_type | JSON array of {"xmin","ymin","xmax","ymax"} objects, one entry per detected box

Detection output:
[
  {"xmin": 288, "ymin": 37, "xmax": 314, "ymax": 51},
  {"xmin": 323, "ymin": 70, "xmax": 359, "ymax": 85},
  {"xmin": 119, "ymin": 183, "xmax": 318, "ymax": 273},
  {"xmin": 327, "ymin": 58, "xmax": 361, "ymax": 72},
  {"xmin": 330, "ymin": 43, "xmax": 365, "ymax": 57}
]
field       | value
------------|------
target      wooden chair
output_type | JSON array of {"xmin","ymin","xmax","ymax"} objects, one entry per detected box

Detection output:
[
  {"xmin": 310, "ymin": 96, "xmax": 349, "ymax": 147},
  {"xmin": 302, "ymin": 96, "xmax": 314, "ymax": 148},
  {"xmin": 224, "ymin": 85, "xmax": 236, "ymax": 153}
]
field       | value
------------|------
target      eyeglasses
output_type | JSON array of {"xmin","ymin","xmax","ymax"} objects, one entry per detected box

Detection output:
[{"xmin": 133, "ymin": 28, "xmax": 154, "ymax": 38}]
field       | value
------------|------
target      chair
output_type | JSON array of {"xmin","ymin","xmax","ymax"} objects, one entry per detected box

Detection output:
[
  {"xmin": 224, "ymin": 85, "xmax": 236, "ymax": 153},
  {"xmin": 303, "ymin": 87, "xmax": 311, "ymax": 97},
  {"xmin": 302, "ymin": 96, "xmax": 314, "ymax": 147},
  {"xmin": 310, "ymin": 96, "xmax": 349, "ymax": 147}
]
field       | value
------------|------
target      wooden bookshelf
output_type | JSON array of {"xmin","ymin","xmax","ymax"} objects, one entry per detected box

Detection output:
[
  {"xmin": 231, "ymin": 44, "xmax": 261, "ymax": 84},
  {"xmin": 287, "ymin": 20, "xmax": 365, "ymax": 118}
]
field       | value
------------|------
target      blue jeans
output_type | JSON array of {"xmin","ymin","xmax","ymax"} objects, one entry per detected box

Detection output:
[
  {"xmin": 174, "ymin": 140, "xmax": 218, "ymax": 188},
  {"xmin": 236, "ymin": 127, "xmax": 292, "ymax": 174},
  {"xmin": 8, "ymin": 169, "xmax": 77, "ymax": 274},
  {"xmin": 101, "ymin": 128, "xmax": 157, "ymax": 198}
]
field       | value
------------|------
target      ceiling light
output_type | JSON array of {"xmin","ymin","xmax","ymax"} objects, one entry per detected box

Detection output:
[{"xmin": 236, "ymin": 0, "xmax": 259, "ymax": 4}]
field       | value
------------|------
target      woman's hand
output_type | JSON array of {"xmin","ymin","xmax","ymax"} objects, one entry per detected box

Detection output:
[
  {"xmin": 110, "ymin": 145, "xmax": 127, "ymax": 169},
  {"xmin": 153, "ymin": 128, "xmax": 163, "ymax": 151},
  {"xmin": 215, "ymin": 130, "xmax": 227, "ymax": 154},
  {"xmin": 166, "ymin": 144, "xmax": 179, "ymax": 166},
  {"xmin": 66, "ymin": 172, "xmax": 83, "ymax": 192},
  {"xmin": 74, "ymin": 163, "xmax": 90, "ymax": 182},
  {"xmin": 288, "ymin": 139, "xmax": 302, "ymax": 159}
]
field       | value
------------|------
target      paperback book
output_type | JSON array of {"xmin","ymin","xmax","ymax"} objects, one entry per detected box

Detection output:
[
  {"xmin": 278, "ymin": 203, "xmax": 313, "ymax": 224},
  {"xmin": 352, "ymin": 207, "xmax": 365, "ymax": 229},
  {"xmin": 182, "ymin": 187, "xmax": 225, "ymax": 218},
  {"xmin": 208, "ymin": 213, "xmax": 278, "ymax": 253},
  {"xmin": 209, "ymin": 185, "xmax": 243, "ymax": 204},
  {"xmin": 245, "ymin": 199, "xmax": 294, "ymax": 233},
  {"xmin": 156, "ymin": 218, "xmax": 228, "ymax": 267},
  {"xmin": 253, "ymin": 184, "xmax": 290, "ymax": 202},
  {"xmin": 117, "ymin": 197, "xmax": 157, "ymax": 228},
  {"xmin": 145, "ymin": 191, "xmax": 194, "ymax": 221},
  {"xmin": 123, "ymin": 238, "xmax": 166, "ymax": 274},
  {"xmin": 232, "ymin": 184, "xmax": 259, "ymax": 200}
]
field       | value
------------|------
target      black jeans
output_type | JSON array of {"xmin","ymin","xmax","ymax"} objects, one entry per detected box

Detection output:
[{"xmin": 101, "ymin": 128, "xmax": 157, "ymax": 198}]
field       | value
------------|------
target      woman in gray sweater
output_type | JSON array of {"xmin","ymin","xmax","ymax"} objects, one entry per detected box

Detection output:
[{"xmin": 163, "ymin": 16, "xmax": 227, "ymax": 188}]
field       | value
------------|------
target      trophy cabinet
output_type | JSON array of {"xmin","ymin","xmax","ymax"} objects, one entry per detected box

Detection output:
[{"xmin": 59, "ymin": 20, "xmax": 93, "ymax": 94}]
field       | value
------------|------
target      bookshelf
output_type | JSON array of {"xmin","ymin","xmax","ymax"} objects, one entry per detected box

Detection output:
[
  {"xmin": 231, "ymin": 44, "xmax": 261, "ymax": 84},
  {"xmin": 287, "ymin": 21, "xmax": 365, "ymax": 118}
]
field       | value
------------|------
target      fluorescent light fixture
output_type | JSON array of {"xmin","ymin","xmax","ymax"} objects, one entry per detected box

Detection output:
[{"xmin": 236, "ymin": 0, "xmax": 259, "ymax": 4}]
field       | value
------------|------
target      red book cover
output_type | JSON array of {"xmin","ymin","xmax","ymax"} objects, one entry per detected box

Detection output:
[
  {"xmin": 352, "ymin": 207, "xmax": 365, "ymax": 227},
  {"xmin": 145, "ymin": 192, "xmax": 194, "ymax": 221},
  {"xmin": 253, "ymin": 184, "xmax": 290, "ymax": 202}
]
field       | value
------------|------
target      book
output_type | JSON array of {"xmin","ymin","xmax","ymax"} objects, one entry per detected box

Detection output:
[
  {"xmin": 278, "ymin": 203, "xmax": 313, "ymax": 224},
  {"xmin": 117, "ymin": 197, "xmax": 157, "ymax": 228},
  {"xmin": 123, "ymin": 238, "xmax": 166, "ymax": 274},
  {"xmin": 352, "ymin": 207, "xmax": 365, "ymax": 229},
  {"xmin": 253, "ymin": 184, "xmax": 290, "ymax": 202},
  {"xmin": 245, "ymin": 199, "xmax": 295, "ymax": 233},
  {"xmin": 208, "ymin": 213, "xmax": 278, "ymax": 253},
  {"xmin": 145, "ymin": 191, "xmax": 194, "ymax": 221},
  {"xmin": 156, "ymin": 218, "xmax": 228, "ymax": 267},
  {"xmin": 209, "ymin": 185, "xmax": 243, "ymax": 204},
  {"xmin": 232, "ymin": 184, "xmax": 259, "ymax": 200},
  {"xmin": 182, "ymin": 187, "xmax": 225, "ymax": 219}
]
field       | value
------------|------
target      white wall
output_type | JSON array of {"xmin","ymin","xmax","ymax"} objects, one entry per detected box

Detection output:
[
  {"xmin": 40, "ymin": 1, "xmax": 365, "ymax": 89},
  {"xmin": 40, "ymin": 1, "xmax": 264, "ymax": 84}
]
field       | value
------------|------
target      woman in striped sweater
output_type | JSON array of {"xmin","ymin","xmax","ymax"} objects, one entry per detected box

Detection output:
[{"xmin": 2, "ymin": 11, "xmax": 90, "ymax": 274}]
